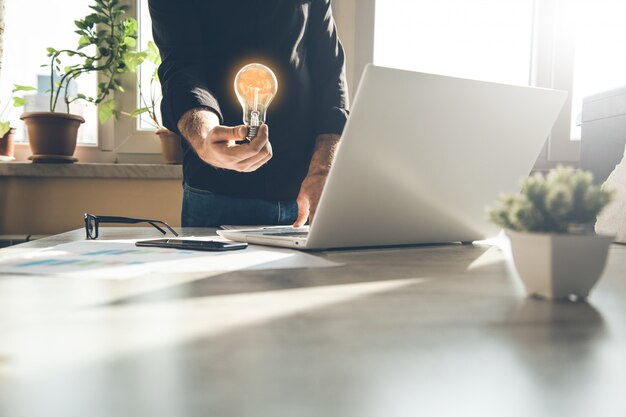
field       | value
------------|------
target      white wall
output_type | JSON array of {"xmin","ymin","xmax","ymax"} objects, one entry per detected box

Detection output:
[{"xmin": 332, "ymin": 0, "xmax": 375, "ymax": 102}]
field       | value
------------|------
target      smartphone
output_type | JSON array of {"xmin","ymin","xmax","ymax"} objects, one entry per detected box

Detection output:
[{"xmin": 135, "ymin": 238, "xmax": 248, "ymax": 252}]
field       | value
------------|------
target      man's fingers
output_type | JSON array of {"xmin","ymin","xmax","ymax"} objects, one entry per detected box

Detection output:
[
  {"xmin": 243, "ymin": 153, "xmax": 272, "ymax": 173},
  {"xmin": 205, "ymin": 124, "xmax": 272, "ymax": 170},
  {"xmin": 220, "ymin": 126, "xmax": 269, "ymax": 161},
  {"xmin": 256, "ymin": 124, "xmax": 269, "ymax": 141},
  {"xmin": 211, "ymin": 125, "xmax": 248, "ymax": 142},
  {"xmin": 236, "ymin": 139, "xmax": 272, "ymax": 170},
  {"xmin": 293, "ymin": 197, "xmax": 310, "ymax": 227},
  {"xmin": 309, "ymin": 207, "xmax": 317, "ymax": 226},
  {"xmin": 242, "ymin": 143, "xmax": 273, "ymax": 172}
]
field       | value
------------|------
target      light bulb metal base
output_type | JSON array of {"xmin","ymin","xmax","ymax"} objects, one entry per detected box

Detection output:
[{"xmin": 247, "ymin": 125, "xmax": 259, "ymax": 140}]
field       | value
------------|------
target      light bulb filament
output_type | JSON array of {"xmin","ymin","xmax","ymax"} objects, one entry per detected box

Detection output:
[{"xmin": 253, "ymin": 87, "xmax": 260, "ymax": 112}]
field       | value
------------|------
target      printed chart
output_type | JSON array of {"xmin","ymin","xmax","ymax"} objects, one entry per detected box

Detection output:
[{"xmin": 0, "ymin": 240, "xmax": 340, "ymax": 279}]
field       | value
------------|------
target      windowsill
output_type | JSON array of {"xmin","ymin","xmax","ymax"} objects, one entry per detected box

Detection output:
[{"xmin": 0, "ymin": 161, "xmax": 182, "ymax": 179}]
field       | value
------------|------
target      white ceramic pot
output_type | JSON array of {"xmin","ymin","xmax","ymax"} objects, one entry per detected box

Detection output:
[{"xmin": 506, "ymin": 230, "xmax": 614, "ymax": 301}]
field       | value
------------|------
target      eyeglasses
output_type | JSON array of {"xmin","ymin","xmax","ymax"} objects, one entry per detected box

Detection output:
[{"xmin": 84, "ymin": 213, "xmax": 179, "ymax": 240}]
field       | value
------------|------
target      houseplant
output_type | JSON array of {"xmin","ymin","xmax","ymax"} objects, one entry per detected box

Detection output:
[
  {"xmin": 488, "ymin": 166, "xmax": 614, "ymax": 301},
  {"xmin": 20, "ymin": 0, "xmax": 140, "ymax": 163},
  {"xmin": 126, "ymin": 41, "xmax": 182, "ymax": 164},
  {"xmin": 1, "ymin": 85, "xmax": 36, "ymax": 160}
]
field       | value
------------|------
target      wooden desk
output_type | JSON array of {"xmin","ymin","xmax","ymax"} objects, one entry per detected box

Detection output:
[{"xmin": 1, "ymin": 228, "xmax": 626, "ymax": 417}]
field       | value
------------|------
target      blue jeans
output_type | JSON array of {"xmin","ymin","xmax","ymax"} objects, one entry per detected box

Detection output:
[{"xmin": 182, "ymin": 183, "xmax": 299, "ymax": 227}]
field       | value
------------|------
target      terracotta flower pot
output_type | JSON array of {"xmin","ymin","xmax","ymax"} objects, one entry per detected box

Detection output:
[
  {"xmin": 0, "ymin": 128, "xmax": 16, "ymax": 158},
  {"xmin": 156, "ymin": 128, "xmax": 183, "ymax": 164},
  {"xmin": 20, "ymin": 112, "xmax": 85, "ymax": 163},
  {"xmin": 506, "ymin": 229, "xmax": 614, "ymax": 301}
]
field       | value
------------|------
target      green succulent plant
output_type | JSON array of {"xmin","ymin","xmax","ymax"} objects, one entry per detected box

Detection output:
[
  {"xmin": 43, "ymin": 0, "xmax": 142, "ymax": 123},
  {"xmin": 488, "ymin": 166, "xmax": 613, "ymax": 233}
]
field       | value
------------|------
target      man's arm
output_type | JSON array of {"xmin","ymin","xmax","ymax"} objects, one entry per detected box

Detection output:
[
  {"xmin": 148, "ymin": 0, "xmax": 222, "ymax": 134},
  {"xmin": 294, "ymin": 0, "xmax": 349, "ymax": 227},
  {"xmin": 294, "ymin": 134, "xmax": 340, "ymax": 227},
  {"xmin": 150, "ymin": 1, "xmax": 272, "ymax": 172}
]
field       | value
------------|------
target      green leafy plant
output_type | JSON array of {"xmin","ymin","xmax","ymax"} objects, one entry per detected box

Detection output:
[
  {"xmin": 488, "ymin": 166, "xmax": 613, "ymax": 233},
  {"xmin": 124, "ymin": 41, "xmax": 164, "ymax": 129},
  {"xmin": 0, "ymin": 84, "xmax": 36, "ymax": 137},
  {"xmin": 44, "ymin": 0, "xmax": 141, "ymax": 123}
]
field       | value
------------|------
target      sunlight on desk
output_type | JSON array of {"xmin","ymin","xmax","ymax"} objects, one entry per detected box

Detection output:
[{"xmin": 2, "ymin": 278, "xmax": 425, "ymax": 377}]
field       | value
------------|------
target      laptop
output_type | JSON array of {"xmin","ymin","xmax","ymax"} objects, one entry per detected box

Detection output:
[{"xmin": 217, "ymin": 64, "xmax": 567, "ymax": 250}]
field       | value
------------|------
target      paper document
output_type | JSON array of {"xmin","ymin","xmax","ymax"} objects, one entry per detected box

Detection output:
[{"xmin": 0, "ymin": 238, "xmax": 341, "ymax": 279}]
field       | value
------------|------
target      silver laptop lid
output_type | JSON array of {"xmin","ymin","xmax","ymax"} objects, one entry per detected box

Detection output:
[{"xmin": 305, "ymin": 65, "xmax": 567, "ymax": 249}]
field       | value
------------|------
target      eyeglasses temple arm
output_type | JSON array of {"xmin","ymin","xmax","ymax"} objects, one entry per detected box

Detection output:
[
  {"xmin": 87, "ymin": 215, "xmax": 178, "ymax": 237},
  {"xmin": 147, "ymin": 222, "xmax": 167, "ymax": 235},
  {"xmin": 160, "ymin": 222, "xmax": 179, "ymax": 237},
  {"xmin": 96, "ymin": 216, "xmax": 149, "ymax": 224}
]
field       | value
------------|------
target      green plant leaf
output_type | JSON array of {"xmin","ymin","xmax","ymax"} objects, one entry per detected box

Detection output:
[
  {"xmin": 0, "ymin": 122, "xmax": 10, "ymax": 138},
  {"xmin": 98, "ymin": 99, "xmax": 117, "ymax": 124},
  {"xmin": 78, "ymin": 35, "xmax": 91, "ymax": 49},
  {"xmin": 89, "ymin": 4, "xmax": 105, "ymax": 13},
  {"xmin": 123, "ymin": 36, "xmax": 137, "ymax": 48},
  {"xmin": 13, "ymin": 97, "xmax": 27, "ymax": 107},
  {"xmin": 146, "ymin": 41, "xmax": 162, "ymax": 65},
  {"xmin": 123, "ymin": 51, "xmax": 147, "ymax": 72},
  {"xmin": 125, "ymin": 18, "xmax": 138, "ymax": 34},
  {"xmin": 130, "ymin": 107, "xmax": 149, "ymax": 118},
  {"xmin": 12, "ymin": 84, "xmax": 37, "ymax": 93}
]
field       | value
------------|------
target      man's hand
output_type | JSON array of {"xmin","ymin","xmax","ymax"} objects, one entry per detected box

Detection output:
[
  {"xmin": 178, "ymin": 108, "xmax": 272, "ymax": 172},
  {"xmin": 293, "ymin": 134, "xmax": 341, "ymax": 227},
  {"xmin": 294, "ymin": 173, "xmax": 328, "ymax": 228}
]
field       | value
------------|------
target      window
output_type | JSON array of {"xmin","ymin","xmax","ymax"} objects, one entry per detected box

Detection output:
[
  {"xmin": 0, "ymin": 0, "xmax": 98, "ymax": 145},
  {"xmin": 1, "ymin": 0, "xmax": 163, "ymax": 163},
  {"xmin": 374, "ymin": 0, "xmax": 535, "ymax": 86},
  {"xmin": 570, "ymin": 0, "xmax": 626, "ymax": 140},
  {"xmin": 137, "ymin": 0, "xmax": 161, "ymax": 131},
  {"xmin": 358, "ymin": 0, "xmax": 626, "ymax": 163}
]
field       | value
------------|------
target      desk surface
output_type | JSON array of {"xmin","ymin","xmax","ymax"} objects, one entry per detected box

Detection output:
[{"xmin": 1, "ymin": 228, "xmax": 626, "ymax": 417}]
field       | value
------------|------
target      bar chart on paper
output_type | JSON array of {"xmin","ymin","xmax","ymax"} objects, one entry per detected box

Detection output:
[
  {"xmin": 0, "ymin": 242, "xmax": 204, "ymax": 279},
  {"xmin": 0, "ymin": 240, "xmax": 341, "ymax": 279}
]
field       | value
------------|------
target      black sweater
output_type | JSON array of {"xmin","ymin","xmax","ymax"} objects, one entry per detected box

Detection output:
[{"xmin": 149, "ymin": 0, "xmax": 349, "ymax": 201}]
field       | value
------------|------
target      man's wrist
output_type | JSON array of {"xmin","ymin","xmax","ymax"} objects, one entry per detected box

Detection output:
[
  {"xmin": 178, "ymin": 108, "xmax": 220, "ymax": 138},
  {"xmin": 178, "ymin": 108, "xmax": 221, "ymax": 160}
]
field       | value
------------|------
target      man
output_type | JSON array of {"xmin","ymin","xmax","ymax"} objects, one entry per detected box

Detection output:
[{"xmin": 149, "ymin": 0, "xmax": 349, "ymax": 228}]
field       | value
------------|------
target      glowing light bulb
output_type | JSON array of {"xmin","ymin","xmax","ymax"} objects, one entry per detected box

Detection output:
[{"xmin": 234, "ymin": 63, "xmax": 278, "ymax": 140}]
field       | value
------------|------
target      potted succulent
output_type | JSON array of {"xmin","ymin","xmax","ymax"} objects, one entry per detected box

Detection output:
[
  {"xmin": 488, "ymin": 166, "xmax": 614, "ymax": 301},
  {"xmin": 20, "ymin": 0, "xmax": 140, "ymax": 163},
  {"xmin": 125, "ymin": 41, "xmax": 182, "ymax": 164},
  {"xmin": 0, "ymin": 85, "xmax": 36, "ymax": 160}
]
